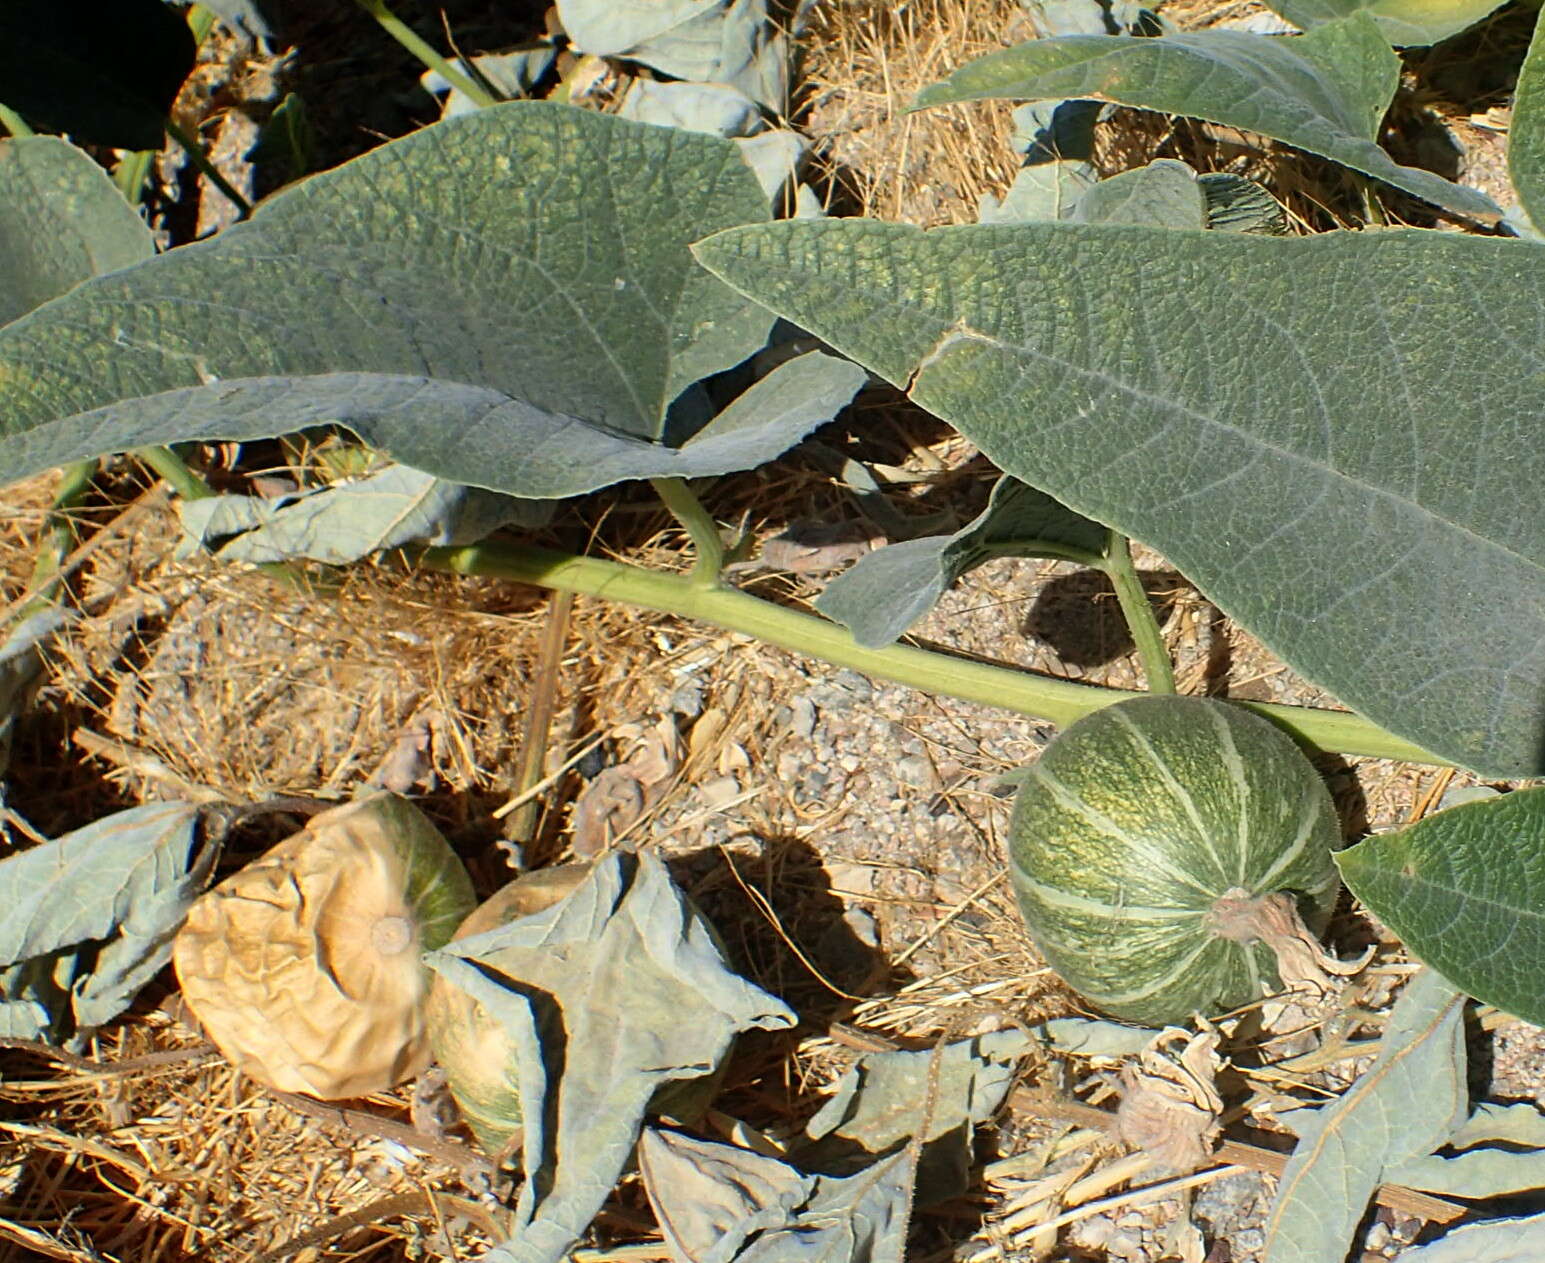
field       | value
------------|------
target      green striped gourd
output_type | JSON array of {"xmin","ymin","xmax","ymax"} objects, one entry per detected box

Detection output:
[{"xmin": 1009, "ymin": 695, "xmax": 1341, "ymax": 1027}]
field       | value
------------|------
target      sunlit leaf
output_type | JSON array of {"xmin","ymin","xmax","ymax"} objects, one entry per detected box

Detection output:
[
  {"xmin": 693, "ymin": 218, "xmax": 1545, "ymax": 775},
  {"xmin": 1337, "ymin": 788, "xmax": 1545, "ymax": 1024}
]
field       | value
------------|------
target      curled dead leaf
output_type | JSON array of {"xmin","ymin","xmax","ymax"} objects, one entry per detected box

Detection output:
[{"xmin": 1115, "ymin": 1027, "xmax": 1225, "ymax": 1173}]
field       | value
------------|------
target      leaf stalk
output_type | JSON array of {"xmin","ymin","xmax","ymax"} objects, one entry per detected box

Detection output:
[
  {"xmin": 649, "ymin": 477, "xmax": 726, "ymax": 589},
  {"xmin": 421, "ymin": 540, "xmax": 1449, "ymax": 767},
  {"xmin": 353, "ymin": 0, "xmax": 501, "ymax": 109},
  {"xmin": 1102, "ymin": 530, "xmax": 1176, "ymax": 694}
]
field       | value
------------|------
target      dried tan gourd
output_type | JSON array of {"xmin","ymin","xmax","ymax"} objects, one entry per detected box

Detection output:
[{"xmin": 173, "ymin": 792, "xmax": 476, "ymax": 1099}]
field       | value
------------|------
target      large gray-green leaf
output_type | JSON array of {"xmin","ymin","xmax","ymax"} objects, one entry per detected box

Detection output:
[
  {"xmin": 1512, "ymin": 6, "xmax": 1545, "ymax": 231},
  {"xmin": 818, "ymin": 477, "xmax": 1106, "ymax": 648},
  {"xmin": 0, "ymin": 802, "xmax": 214, "ymax": 1045},
  {"xmin": 0, "ymin": 102, "xmax": 785, "ymax": 497},
  {"xmin": 1390, "ymin": 1214, "xmax": 1545, "ymax": 1262},
  {"xmin": 177, "ymin": 463, "xmax": 547, "ymax": 565},
  {"xmin": 692, "ymin": 219, "xmax": 1545, "ymax": 776},
  {"xmin": 425, "ymin": 851, "xmax": 796, "ymax": 1263},
  {"xmin": 912, "ymin": 16, "xmax": 1499, "ymax": 221},
  {"xmin": 0, "ymin": 136, "xmax": 155, "ymax": 327},
  {"xmin": 1336, "ymin": 788, "xmax": 1545, "ymax": 1024},
  {"xmin": 420, "ymin": 48, "xmax": 558, "ymax": 117},
  {"xmin": 798, "ymin": 1030, "xmax": 1029, "ymax": 1203},
  {"xmin": 558, "ymin": 0, "xmax": 794, "ymax": 112},
  {"xmin": 1388, "ymin": 1145, "xmax": 1545, "ymax": 1198},
  {"xmin": 1263, "ymin": 970, "xmax": 1467, "ymax": 1263},
  {"xmin": 1260, "ymin": 0, "xmax": 1508, "ymax": 48}
]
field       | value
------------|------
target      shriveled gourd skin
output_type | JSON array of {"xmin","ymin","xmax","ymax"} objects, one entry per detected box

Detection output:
[{"xmin": 173, "ymin": 793, "xmax": 476, "ymax": 1099}]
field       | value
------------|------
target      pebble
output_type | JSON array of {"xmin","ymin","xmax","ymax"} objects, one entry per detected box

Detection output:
[
  {"xmin": 698, "ymin": 775, "xmax": 742, "ymax": 808},
  {"xmin": 1232, "ymin": 1228, "xmax": 1265, "ymax": 1254},
  {"xmin": 788, "ymin": 695, "xmax": 818, "ymax": 739},
  {"xmin": 1364, "ymin": 1222, "xmax": 1391, "ymax": 1253},
  {"xmin": 896, "ymin": 753, "xmax": 935, "ymax": 788}
]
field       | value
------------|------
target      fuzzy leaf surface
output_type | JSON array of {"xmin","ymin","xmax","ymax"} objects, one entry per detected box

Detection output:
[
  {"xmin": 1389, "ymin": 1214, "xmax": 1545, "ymax": 1262},
  {"xmin": 1513, "ymin": 6, "xmax": 1545, "ymax": 230},
  {"xmin": 0, "ymin": 803, "xmax": 214, "ymax": 1044},
  {"xmin": 912, "ymin": 17, "xmax": 1498, "ymax": 221},
  {"xmin": 818, "ymin": 477, "xmax": 1106, "ymax": 647},
  {"xmin": 425, "ymin": 852, "xmax": 796, "ymax": 1263},
  {"xmin": 1261, "ymin": 0, "xmax": 1507, "ymax": 46},
  {"xmin": 693, "ymin": 219, "xmax": 1545, "ymax": 776},
  {"xmin": 1263, "ymin": 970, "xmax": 1467, "ymax": 1263},
  {"xmin": 0, "ymin": 137, "xmax": 155, "ymax": 327},
  {"xmin": 1336, "ymin": 788, "xmax": 1545, "ymax": 1024},
  {"xmin": 0, "ymin": 103, "xmax": 783, "ymax": 497}
]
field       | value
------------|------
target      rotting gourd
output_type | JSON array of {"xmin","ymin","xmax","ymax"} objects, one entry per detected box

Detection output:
[
  {"xmin": 1009, "ymin": 695, "xmax": 1343, "ymax": 1027},
  {"xmin": 173, "ymin": 792, "xmax": 476, "ymax": 1098}
]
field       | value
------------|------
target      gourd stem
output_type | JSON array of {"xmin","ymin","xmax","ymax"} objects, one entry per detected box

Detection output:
[
  {"xmin": 353, "ymin": 0, "xmax": 501, "ymax": 109},
  {"xmin": 0, "ymin": 104, "xmax": 34, "ymax": 137},
  {"xmin": 1102, "ymin": 531, "xmax": 1176, "ymax": 695},
  {"xmin": 649, "ymin": 477, "xmax": 725, "ymax": 589},
  {"xmin": 419, "ymin": 539, "xmax": 1449, "ymax": 766},
  {"xmin": 164, "ymin": 118, "xmax": 253, "ymax": 219}
]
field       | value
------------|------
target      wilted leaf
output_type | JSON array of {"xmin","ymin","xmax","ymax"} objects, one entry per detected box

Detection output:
[
  {"xmin": 558, "ymin": 0, "xmax": 796, "ymax": 112},
  {"xmin": 0, "ymin": 0, "xmax": 195, "ymax": 149},
  {"xmin": 692, "ymin": 219, "xmax": 1545, "ymax": 776},
  {"xmin": 1034, "ymin": 1015, "xmax": 1159, "ymax": 1059},
  {"xmin": 1074, "ymin": 159, "xmax": 1207, "ymax": 228},
  {"xmin": 799, "ymin": 1030, "xmax": 1029, "ymax": 1202},
  {"xmin": 738, "ymin": 1150, "xmax": 914, "ymax": 1263},
  {"xmin": 0, "ymin": 103, "xmax": 801, "ymax": 500},
  {"xmin": 1336, "ymin": 788, "xmax": 1545, "ymax": 1025},
  {"xmin": 1261, "ymin": 0, "xmax": 1507, "ymax": 47},
  {"xmin": 0, "ymin": 137, "xmax": 156, "ymax": 327},
  {"xmin": 912, "ymin": 16, "xmax": 1499, "ymax": 221},
  {"xmin": 425, "ymin": 852, "xmax": 796, "ymax": 1263},
  {"xmin": 1388, "ymin": 1145, "xmax": 1545, "ymax": 1199},
  {"xmin": 818, "ymin": 477, "xmax": 1106, "ymax": 648},
  {"xmin": 1388, "ymin": 1213, "xmax": 1545, "ymax": 1261},
  {"xmin": 181, "ymin": 0, "xmax": 271, "ymax": 38},
  {"xmin": 618, "ymin": 80, "xmax": 764, "ymax": 137},
  {"xmin": 177, "ymin": 463, "xmax": 548, "ymax": 565},
  {"xmin": 640, "ymin": 1128, "xmax": 815, "ymax": 1263},
  {"xmin": 0, "ymin": 803, "xmax": 215, "ymax": 1045},
  {"xmin": 421, "ymin": 48, "xmax": 558, "ymax": 116},
  {"xmin": 978, "ymin": 160, "xmax": 1097, "ymax": 222},
  {"xmin": 735, "ymin": 131, "xmax": 811, "ymax": 204},
  {"xmin": 1513, "ymin": 7, "xmax": 1545, "ymax": 231},
  {"xmin": 1262, "ymin": 969, "xmax": 1467, "ymax": 1263}
]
